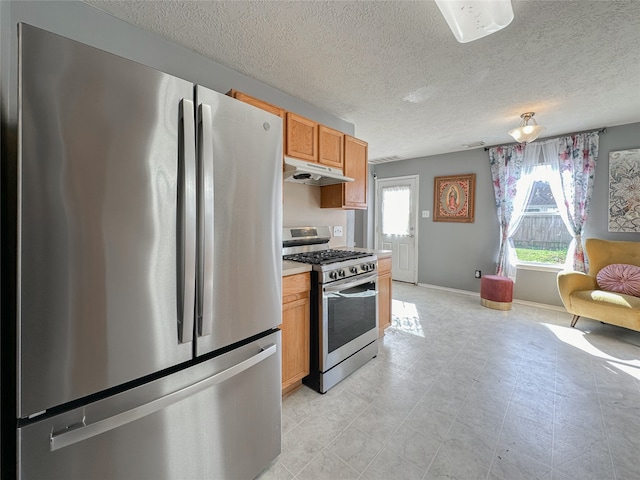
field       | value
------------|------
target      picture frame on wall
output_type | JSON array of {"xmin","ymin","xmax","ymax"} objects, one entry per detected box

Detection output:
[
  {"xmin": 608, "ymin": 148, "xmax": 640, "ymax": 232},
  {"xmin": 433, "ymin": 173, "xmax": 476, "ymax": 223}
]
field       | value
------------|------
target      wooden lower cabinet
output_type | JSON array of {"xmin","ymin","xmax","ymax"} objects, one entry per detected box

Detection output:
[
  {"xmin": 281, "ymin": 272, "xmax": 311, "ymax": 395},
  {"xmin": 377, "ymin": 257, "xmax": 392, "ymax": 337}
]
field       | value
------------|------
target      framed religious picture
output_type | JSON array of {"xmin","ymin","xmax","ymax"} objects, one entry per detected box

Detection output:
[
  {"xmin": 433, "ymin": 174, "xmax": 476, "ymax": 223},
  {"xmin": 608, "ymin": 148, "xmax": 640, "ymax": 232}
]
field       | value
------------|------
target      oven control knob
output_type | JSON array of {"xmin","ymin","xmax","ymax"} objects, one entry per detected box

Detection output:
[
  {"xmin": 329, "ymin": 271, "xmax": 338, "ymax": 280},
  {"xmin": 350, "ymin": 266, "xmax": 358, "ymax": 274},
  {"xmin": 361, "ymin": 264, "xmax": 369, "ymax": 272},
  {"xmin": 338, "ymin": 269, "xmax": 346, "ymax": 278},
  {"xmin": 369, "ymin": 263, "xmax": 376, "ymax": 270}
]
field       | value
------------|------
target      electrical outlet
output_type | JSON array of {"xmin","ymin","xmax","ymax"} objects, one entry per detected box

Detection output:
[
  {"xmin": 333, "ymin": 226, "xmax": 343, "ymax": 237},
  {"xmin": 475, "ymin": 270, "xmax": 482, "ymax": 278}
]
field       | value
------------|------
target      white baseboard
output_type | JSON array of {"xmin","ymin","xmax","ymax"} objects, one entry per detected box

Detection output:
[
  {"xmin": 414, "ymin": 282, "xmax": 566, "ymax": 313},
  {"xmin": 416, "ymin": 282, "xmax": 479, "ymax": 297}
]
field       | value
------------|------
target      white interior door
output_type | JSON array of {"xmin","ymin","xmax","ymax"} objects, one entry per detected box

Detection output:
[{"xmin": 375, "ymin": 176, "xmax": 419, "ymax": 283}]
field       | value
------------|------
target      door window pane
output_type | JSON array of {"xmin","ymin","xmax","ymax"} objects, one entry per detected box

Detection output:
[{"xmin": 381, "ymin": 186, "xmax": 410, "ymax": 235}]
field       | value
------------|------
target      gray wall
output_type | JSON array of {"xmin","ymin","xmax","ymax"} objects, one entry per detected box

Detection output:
[
  {"xmin": 372, "ymin": 122, "xmax": 640, "ymax": 306},
  {"xmin": 372, "ymin": 148, "xmax": 500, "ymax": 293}
]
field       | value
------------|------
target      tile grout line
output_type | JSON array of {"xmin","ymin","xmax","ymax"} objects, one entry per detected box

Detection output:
[
  {"xmin": 288, "ymin": 387, "xmax": 373, "ymax": 479},
  {"xmin": 551, "ymin": 320, "xmax": 559, "ymax": 478},
  {"xmin": 484, "ymin": 321, "xmax": 532, "ymax": 480},
  {"xmin": 419, "ymin": 315, "xmax": 501, "ymax": 480},
  {"xmin": 266, "ymin": 283, "xmax": 639, "ymax": 480},
  {"xmin": 590, "ymin": 348, "xmax": 619, "ymax": 480}
]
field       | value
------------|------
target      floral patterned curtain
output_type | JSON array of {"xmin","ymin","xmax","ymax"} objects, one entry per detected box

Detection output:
[
  {"xmin": 488, "ymin": 144, "xmax": 526, "ymax": 278},
  {"xmin": 546, "ymin": 132, "xmax": 599, "ymax": 272}
]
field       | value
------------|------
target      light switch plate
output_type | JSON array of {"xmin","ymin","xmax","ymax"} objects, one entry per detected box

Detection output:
[
  {"xmin": 422, "ymin": 210, "xmax": 430, "ymax": 218},
  {"xmin": 333, "ymin": 226, "xmax": 343, "ymax": 237}
]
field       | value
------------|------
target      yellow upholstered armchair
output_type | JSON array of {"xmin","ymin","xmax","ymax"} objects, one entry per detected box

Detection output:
[{"xmin": 557, "ymin": 238, "xmax": 640, "ymax": 332}]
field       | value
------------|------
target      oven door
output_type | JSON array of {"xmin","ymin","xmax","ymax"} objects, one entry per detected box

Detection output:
[{"xmin": 320, "ymin": 272, "xmax": 379, "ymax": 372}]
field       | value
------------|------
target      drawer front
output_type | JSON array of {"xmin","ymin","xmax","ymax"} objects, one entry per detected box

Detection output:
[{"xmin": 283, "ymin": 272, "xmax": 310, "ymax": 299}]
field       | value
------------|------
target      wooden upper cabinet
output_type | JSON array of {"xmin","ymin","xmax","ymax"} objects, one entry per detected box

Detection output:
[
  {"xmin": 227, "ymin": 89, "xmax": 285, "ymax": 120},
  {"xmin": 286, "ymin": 112, "xmax": 318, "ymax": 162},
  {"xmin": 321, "ymin": 135, "xmax": 368, "ymax": 209},
  {"xmin": 344, "ymin": 135, "xmax": 368, "ymax": 208},
  {"xmin": 318, "ymin": 125, "xmax": 344, "ymax": 169}
]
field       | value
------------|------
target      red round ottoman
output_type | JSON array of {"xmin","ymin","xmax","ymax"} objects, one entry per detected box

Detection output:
[{"xmin": 480, "ymin": 274, "xmax": 514, "ymax": 310}]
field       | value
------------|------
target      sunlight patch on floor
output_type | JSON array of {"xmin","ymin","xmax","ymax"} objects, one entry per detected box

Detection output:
[
  {"xmin": 391, "ymin": 299, "xmax": 424, "ymax": 337},
  {"xmin": 607, "ymin": 361, "xmax": 640, "ymax": 381},
  {"xmin": 543, "ymin": 323, "xmax": 640, "ymax": 380}
]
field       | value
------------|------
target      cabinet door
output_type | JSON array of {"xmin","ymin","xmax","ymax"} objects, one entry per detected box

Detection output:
[
  {"xmin": 318, "ymin": 125, "xmax": 344, "ymax": 169},
  {"xmin": 286, "ymin": 112, "xmax": 317, "ymax": 162},
  {"xmin": 281, "ymin": 273, "xmax": 310, "ymax": 394},
  {"xmin": 344, "ymin": 135, "xmax": 368, "ymax": 208},
  {"xmin": 281, "ymin": 297, "xmax": 310, "ymax": 392},
  {"xmin": 377, "ymin": 257, "xmax": 393, "ymax": 337},
  {"xmin": 320, "ymin": 135, "xmax": 368, "ymax": 209}
]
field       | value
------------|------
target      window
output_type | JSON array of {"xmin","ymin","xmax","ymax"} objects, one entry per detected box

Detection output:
[
  {"xmin": 512, "ymin": 165, "xmax": 571, "ymax": 265},
  {"xmin": 381, "ymin": 185, "xmax": 411, "ymax": 235}
]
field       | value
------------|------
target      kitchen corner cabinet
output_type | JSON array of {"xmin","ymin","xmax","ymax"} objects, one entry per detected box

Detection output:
[
  {"xmin": 320, "ymin": 135, "xmax": 368, "ymax": 209},
  {"xmin": 318, "ymin": 125, "xmax": 344, "ymax": 169},
  {"xmin": 286, "ymin": 112, "xmax": 318, "ymax": 162},
  {"xmin": 377, "ymin": 257, "xmax": 392, "ymax": 337},
  {"xmin": 281, "ymin": 272, "xmax": 311, "ymax": 395}
]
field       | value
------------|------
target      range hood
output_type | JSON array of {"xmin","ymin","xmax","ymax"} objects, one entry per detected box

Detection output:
[{"xmin": 283, "ymin": 157, "xmax": 354, "ymax": 186}]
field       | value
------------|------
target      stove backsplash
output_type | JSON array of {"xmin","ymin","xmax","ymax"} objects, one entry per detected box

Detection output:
[{"xmin": 283, "ymin": 182, "xmax": 354, "ymax": 247}]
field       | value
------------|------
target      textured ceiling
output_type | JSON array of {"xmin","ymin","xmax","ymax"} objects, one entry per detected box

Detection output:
[{"xmin": 84, "ymin": 0, "xmax": 640, "ymax": 163}]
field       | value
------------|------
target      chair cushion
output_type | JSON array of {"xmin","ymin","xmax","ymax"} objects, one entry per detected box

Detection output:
[
  {"xmin": 596, "ymin": 263, "xmax": 640, "ymax": 297},
  {"xmin": 569, "ymin": 290, "xmax": 640, "ymax": 331}
]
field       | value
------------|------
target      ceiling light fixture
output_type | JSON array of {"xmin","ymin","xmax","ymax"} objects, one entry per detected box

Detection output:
[
  {"xmin": 434, "ymin": 0, "xmax": 514, "ymax": 43},
  {"xmin": 508, "ymin": 112, "xmax": 545, "ymax": 143}
]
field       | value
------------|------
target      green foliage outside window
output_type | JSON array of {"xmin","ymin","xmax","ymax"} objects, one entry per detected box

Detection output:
[{"xmin": 515, "ymin": 246, "xmax": 568, "ymax": 264}]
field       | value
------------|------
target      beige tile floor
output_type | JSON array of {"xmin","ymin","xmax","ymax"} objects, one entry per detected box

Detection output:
[{"xmin": 259, "ymin": 281, "xmax": 640, "ymax": 480}]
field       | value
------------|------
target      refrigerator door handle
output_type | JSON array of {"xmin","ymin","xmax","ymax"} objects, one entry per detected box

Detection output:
[
  {"xmin": 198, "ymin": 103, "xmax": 214, "ymax": 338},
  {"xmin": 178, "ymin": 98, "xmax": 196, "ymax": 344},
  {"xmin": 49, "ymin": 343, "xmax": 277, "ymax": 451}
]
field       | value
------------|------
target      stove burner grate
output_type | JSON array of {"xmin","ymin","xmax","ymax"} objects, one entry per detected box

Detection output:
[{"xmin": 283, "ymin": 249, "xmax": 371, "ymax": 265}]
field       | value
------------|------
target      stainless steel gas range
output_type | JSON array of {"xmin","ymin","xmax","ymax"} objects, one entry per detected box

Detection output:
[{"xmin": 283, "ymin": 226, "xmax": 379, "ymax": 393}]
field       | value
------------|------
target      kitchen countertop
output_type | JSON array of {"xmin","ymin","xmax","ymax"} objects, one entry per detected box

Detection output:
[
  {"xmin": 282, "ymin": 247, "xmax": 391, "ymax": 277},
  {"xmin": 341, "ymin": 246, "xmax": 392, "ymax": 259},
  {"xmin": 282, "ymin": 260, "xmax": 312, "ymax": 277}
]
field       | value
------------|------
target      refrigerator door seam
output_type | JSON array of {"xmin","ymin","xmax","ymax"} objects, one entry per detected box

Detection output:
[{"xmin": 49, "ymin": 343, "xmax": 277, "ymax": 451}]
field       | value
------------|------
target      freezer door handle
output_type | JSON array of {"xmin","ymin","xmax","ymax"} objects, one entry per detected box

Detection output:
[
  {"xmin": 197, "ymin": 103, "xmax": 214, "ymax": 338},
  {"xmin": 178, "ymin": 99, "xmax": 196, "ymax": 344},
  {"xmin": 49, "ymin": 343, "xmax": 277, "ymax": 451}
]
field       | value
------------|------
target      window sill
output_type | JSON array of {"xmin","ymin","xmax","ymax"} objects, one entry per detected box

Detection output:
[{"xmin": 516, "ymin": 262, "xmax": 565, "ymax": 273}]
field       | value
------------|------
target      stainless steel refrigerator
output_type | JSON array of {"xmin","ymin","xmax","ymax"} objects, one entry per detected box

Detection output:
[{"xmin": 10, "ymin": 23, "xmax": 283, "ymax": 479}]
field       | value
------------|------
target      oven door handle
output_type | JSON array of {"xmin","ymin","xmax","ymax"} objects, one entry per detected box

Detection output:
[{"xmin": 323, "ymin": 272, "xmax": 378, "ymax": 293}]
